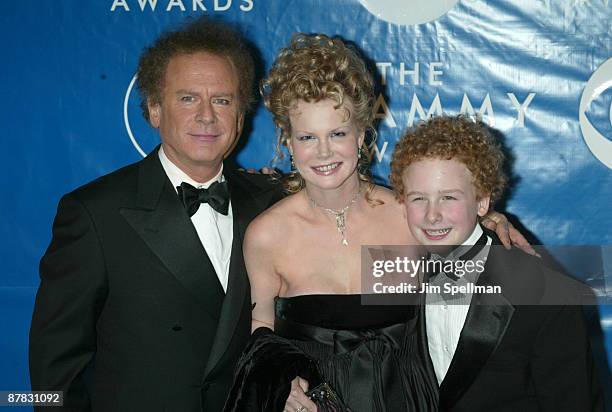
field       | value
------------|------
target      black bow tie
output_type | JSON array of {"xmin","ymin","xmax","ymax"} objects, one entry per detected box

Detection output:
[{"xmin": 177, "ymin": 181, "xmax": 230, "ymax": 217}]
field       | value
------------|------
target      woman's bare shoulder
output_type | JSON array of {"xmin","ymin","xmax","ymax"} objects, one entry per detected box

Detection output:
[
  {"xmin": 245, "ymin": 193, "xmax": 301, "ymax": 247},
  {"xmin": 365, "ymin": 185, "xmax": 414, "ymax": 242}
]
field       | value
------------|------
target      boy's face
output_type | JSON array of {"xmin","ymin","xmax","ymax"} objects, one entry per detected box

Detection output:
[{"xmin": 401, "ymin": 158, "xmax": 490, "ymax": 247}]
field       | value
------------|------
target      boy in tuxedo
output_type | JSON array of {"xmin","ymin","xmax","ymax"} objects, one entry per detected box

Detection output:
[{"xmin": 390, "ymin": 115, "xmax": 602, "ymax": 411}]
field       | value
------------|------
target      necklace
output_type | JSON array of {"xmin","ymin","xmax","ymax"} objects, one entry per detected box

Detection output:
[{"xmin": 307, "ymin": 188, "xmax": 361, "ymax": 246}]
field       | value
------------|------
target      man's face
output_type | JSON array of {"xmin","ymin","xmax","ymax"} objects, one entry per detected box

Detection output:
[
  {"xmin": 148, "ymin": 51, "xmax": 244, "ymax": 180},
  {"xmin": 401, "ymin": 158, "xmax": 490, "ymax": 247}
]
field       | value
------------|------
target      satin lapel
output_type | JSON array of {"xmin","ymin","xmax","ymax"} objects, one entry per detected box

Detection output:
[
  {"xmin": 203, "ymin": 168, "xmax": 276, "ymax": 376},
  {"xmin": 119, "ymin": 150, "xmax": 224, "ymax": 320},
  {"xmin": 419, "ymin": 296, "xmax": 442, "ymax": 409},
  {"xmin": 439, "ymin": 249, "xmax": 515, "ymax": 409}
]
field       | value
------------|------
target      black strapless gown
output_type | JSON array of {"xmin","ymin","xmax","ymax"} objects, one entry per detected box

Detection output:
[{"xmin": 274, "ymin": 295, "xmax": 438, "ymax": 412}]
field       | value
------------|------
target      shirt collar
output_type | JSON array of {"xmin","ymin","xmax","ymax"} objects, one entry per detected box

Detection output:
[
  {"xmin": 158, "ymin": 146, "xmax": 224, "ymax": 192},
  {"xmin": 437, "ymin": 224, "xmax": 485, "ymax": 261},
  {"xmin": 461, "ymin": 224, "xmax": 484, "ymax": 246}
]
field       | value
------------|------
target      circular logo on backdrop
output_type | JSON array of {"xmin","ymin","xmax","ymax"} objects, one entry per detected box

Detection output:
[
  {"xmin": 124, "ymin": 74, "xmax": 146, "ymax": 157},
  {"xmin": 579, "ymin": 58, "xmax": 612, "ymax": 170},
  {"xmin": 358, "ymin": 0, "xmax": 460, "ymax": 25},
  {"xmin": 124, "ymin": 73, "xmax": 161, "ymax": 158}
]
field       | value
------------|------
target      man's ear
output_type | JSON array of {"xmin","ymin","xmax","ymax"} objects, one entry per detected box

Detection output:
[
  {"xmin": 223, "ymin": 113, "xmax": 244, "ymax": 159},
  {"xmin": 236, "ymin": 112, "xmax": 245, "ymax": 137},
  {"xmin": 223, "ymin": 112, "xmax": 246, "ymax": 159},
  {"xmin": 148, "ymin": 100, "xmax": 161, "ymax": 128},
  {"xmin": 477, "ymin": 195, "xmax": 491, "ymax": 217}
]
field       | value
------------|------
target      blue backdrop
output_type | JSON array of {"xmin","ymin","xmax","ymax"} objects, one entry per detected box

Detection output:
[{"xmin": 1, "ymin": 0, "xmax": 611, "ymax": 409}]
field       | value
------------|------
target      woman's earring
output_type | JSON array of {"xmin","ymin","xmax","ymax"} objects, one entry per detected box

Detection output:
[
  {"xmin": 358, "ymin": 147, "xmax": 363, "ymax": 160},
  {"xmin": 290, "ymin": 154, "xmax": 296, "ymax": 171}
]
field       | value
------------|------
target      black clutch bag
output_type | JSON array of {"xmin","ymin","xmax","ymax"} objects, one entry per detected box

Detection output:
[
  {"xmin": 306, "ymin": 382, "xmax": 351, "ymax": 411},
  {"xmin": 223, "ymin": 327, "xmax": 350, "ymax": 412}
]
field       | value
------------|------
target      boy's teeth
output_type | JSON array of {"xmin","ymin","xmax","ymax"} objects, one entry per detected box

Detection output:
[{"xmin": 426, "ymin": 228, "xmax": 451, "ymax": 235}]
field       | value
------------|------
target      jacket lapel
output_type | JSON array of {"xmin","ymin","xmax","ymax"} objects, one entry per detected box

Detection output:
[
  {"xmin": 438, "ymin": 247, "xmax": 515, "ymax": 409},
  {"xmin": 203, "ymin": 167, "xmax": 280, "ymax": 376},
  {"xmin": 119, "ymin": 149, "xmax": 224, "ymax": 321}
]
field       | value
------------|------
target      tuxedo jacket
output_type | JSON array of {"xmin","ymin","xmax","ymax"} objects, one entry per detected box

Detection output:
[
  {"xmin": 431, "ymin": 236, "xmax": 602, "ymax": 412},
  {"xmin": 29, "ymin": 148, "xmax": 283, "ymax": 412}
]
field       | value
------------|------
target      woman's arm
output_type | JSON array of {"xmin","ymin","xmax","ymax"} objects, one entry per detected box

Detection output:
[
  {"xmin": 243, "ymin": 216, "xmax": 319, "ymax": 411},
  {"xmin": 482, "ymin": 210, "xmax": 538, "ymax": 256},
  {"xmin": 243, "ymin": 215, "xmax": 282, "ymax": 332}
]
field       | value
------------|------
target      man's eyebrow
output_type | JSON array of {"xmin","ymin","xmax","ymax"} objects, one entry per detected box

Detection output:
[
  {"xmin": 175, "ymin": 89, "xmax": 199, "ymax": 95},
  {"xmin": 173, "ymin": 90, "xmax": 238, "ymax": 102}
]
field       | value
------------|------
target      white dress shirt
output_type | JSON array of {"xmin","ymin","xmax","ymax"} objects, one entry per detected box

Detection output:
[
  {"xmin": 158, "ymin": 147, "xmax": 233, "ymax": 292},
  {"xmin": 425, "ymin": 224, "xmax": 492, "ymax": 384}
]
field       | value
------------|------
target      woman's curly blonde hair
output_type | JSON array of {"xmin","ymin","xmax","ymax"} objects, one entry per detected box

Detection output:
[
  {"xmin": 390, "ymin": 115, "xmax": 507, "ymax": 204},
  {"xmin": 261, "ymin": 33, "xmax": 377, "ymax": 195}
]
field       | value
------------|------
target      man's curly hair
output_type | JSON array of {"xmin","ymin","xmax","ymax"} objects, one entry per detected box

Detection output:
[
  {"xmin": 390, "ymin": 115, "xmax": 507, "ymax": 204},
  {"xmin": 136, "ymin": 17, "xmax": 255, "ymax": 122},
  {"xmin": 261, "ymin": 33, "xmax": 376, "ymax": 194}
]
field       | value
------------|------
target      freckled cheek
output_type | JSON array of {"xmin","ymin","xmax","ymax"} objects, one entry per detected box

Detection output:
[
  {"xmin": 444, "ymin": 206, "xmax": 472, "ymax": 227},
  {"xmin": 405, "ymin": 206, "xmax": 425, "ymax": 226}
]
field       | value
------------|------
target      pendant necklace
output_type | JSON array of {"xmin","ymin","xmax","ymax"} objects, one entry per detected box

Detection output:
[{"xmin": 307, "ymin": 188, "xmax": 361, "ymax": 246}]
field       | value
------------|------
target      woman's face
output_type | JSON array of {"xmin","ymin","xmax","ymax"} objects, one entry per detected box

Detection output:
[{"xmin": 287, "ymin": 98, "xmax": 364, "ymax": 192}]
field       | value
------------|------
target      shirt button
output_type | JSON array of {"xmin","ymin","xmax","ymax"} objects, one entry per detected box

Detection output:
[{"xmin": 444, "ymin": 345, "xmax": 449, "ymax": 352}]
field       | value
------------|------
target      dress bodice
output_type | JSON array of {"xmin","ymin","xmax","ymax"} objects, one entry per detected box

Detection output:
[
  {"xmin": 273, "ymin": 294, "xmax": 438, "ymax": 412},
  {"xmin": 275, "ymin": 294, "xmax": 417, "ymax": 330}
]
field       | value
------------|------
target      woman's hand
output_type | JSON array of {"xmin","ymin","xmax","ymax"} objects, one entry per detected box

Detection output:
[
  {"xmin": 284, "ymin": 377, "xmax": 318, "ymax": 412},
  {"xmin": 481, "ymin": 211, "xmax": 540, "ymax": 256}
]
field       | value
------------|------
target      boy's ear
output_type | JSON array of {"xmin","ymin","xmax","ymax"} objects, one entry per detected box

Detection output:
[{"xmin": 477, "ymin": 195, "xmax": 491, "ymax": 217}]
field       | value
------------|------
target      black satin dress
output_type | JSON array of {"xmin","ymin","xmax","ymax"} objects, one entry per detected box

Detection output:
[{"xmin": 274, "ymin": 295, "xmax": 438, "ymax": 412}]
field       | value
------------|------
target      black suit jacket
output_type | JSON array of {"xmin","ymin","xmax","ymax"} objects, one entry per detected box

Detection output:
[
  {"xmin": 29, "ymin": 149, "xmax": 282, "ymax": 412},
  {"xmin": 432, "ymin": 235, "xmax": 602, "ymax": 411}
]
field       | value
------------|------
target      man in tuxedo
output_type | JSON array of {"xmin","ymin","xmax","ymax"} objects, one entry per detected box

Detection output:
[
  {"xmin": 390, "ymin": 115, "xmax": 602, "ymax": 411},
  {"xmin": 29, "ymin": 18, "xmax": 281, "ymax": 411}
]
